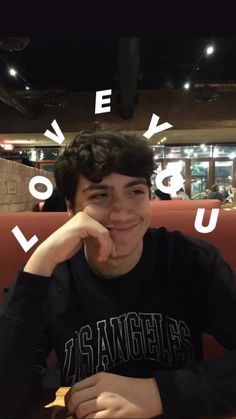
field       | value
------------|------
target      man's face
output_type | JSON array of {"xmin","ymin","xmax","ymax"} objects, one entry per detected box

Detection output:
[{"xmin": 69, "ymin": 173, "xmax": 151, "ymax": 258}]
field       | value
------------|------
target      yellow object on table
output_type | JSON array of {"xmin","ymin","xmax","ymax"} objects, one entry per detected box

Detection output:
[{"xmin": 27, "ymin": 387, "xmax": 72, "ymax": 419}]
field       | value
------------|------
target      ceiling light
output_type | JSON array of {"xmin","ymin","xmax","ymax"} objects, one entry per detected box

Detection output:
[
  {"xmin": 184, "ymin": 82, "xmax": 190, "ymax": 90},
  {"xmin": 25, "ymin": 84, "xmax": 30, "ymax": 90},
  {"xmin": 1, "ymin": 143, "xmax": 14, "ymax": 150},
  {"xmin": 206, "ymin": 45, "xmax": 214, "ymax": 55},
  {"xmin": 8, "ymin": 67, "xmax": 17, "ymax": 77}
]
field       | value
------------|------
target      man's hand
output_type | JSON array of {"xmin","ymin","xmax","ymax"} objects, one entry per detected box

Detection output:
[
  {"xmin": 24, "ymin": 212, "xmax": 117, "ymax": 277},
  {"xmin": 65, "ymin": 372, "xmax": 163, "ymax": 419}
]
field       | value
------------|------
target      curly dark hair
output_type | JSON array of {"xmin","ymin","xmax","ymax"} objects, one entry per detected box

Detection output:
[{"xmin": 55, "ymin": 128, "xmax": 154, "ymax": 209}]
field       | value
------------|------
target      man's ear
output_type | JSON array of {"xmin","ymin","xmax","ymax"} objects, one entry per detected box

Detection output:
[{"xmin": 65, "ymin": 199, "xmax": 73, "ymax": 218}]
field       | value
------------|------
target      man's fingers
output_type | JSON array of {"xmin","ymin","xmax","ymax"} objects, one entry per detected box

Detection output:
[
  {"xmin": 74, "ymin": 398, "xmax": 106, "ymax": 418},
  {"xmin": 70, "ymin": 374, "xmax": 98, "ymax": 393},
  {"xmin": 96, "ymin": 233, "xmax": 115, "ymax": 262},
  {"xmin": 72, "ymin": 212, "xmax": 116, "ymax": 261},
  {"xmin": 67, "ymin": 386, "xmax": 97, "ymax": 413}
]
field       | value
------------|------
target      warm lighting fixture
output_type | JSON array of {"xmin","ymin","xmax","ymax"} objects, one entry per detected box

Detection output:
[
  {"xmin": 25, "ymin": 84, "xmax": 30, "ymax": 90},
  {"xmin": 184, "ymin": 82, "xmax": 190, "ymax": 90},
  {"xmin": 8, "ymin": 67, "xmax": 17, "ymax": 77},
  {"xmin": 206, "ymin": 45, "xmax": 214, "ymax": 55},
  {"xmin": 183, "ymin": 41, "xmax": 216, "ymax": 92},
  {"xmin": 1, "ymin": 143, "xmax": 14, "ymax": 150},
  {"xmin": 6, "ymin": 63, "xmax": 27, "ymax": 84}
]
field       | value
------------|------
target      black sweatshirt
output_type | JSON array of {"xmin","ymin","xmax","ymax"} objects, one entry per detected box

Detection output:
[{"xmin": 0, "ymin": 227, "xmax": 236, "ymax": 418}]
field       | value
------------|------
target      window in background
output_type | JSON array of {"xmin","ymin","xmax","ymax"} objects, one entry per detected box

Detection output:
[
  {"xmin": 215, "ymin": 161, "xmax": 233, "ymax": 190},
  {"xmin": 38, "ymin": 162, "xmax": 55, "ymax": 173},
  {"xmin": 164, "ymin": 146, "xmax": 186, "ymax": 159},
  {"xmin": 36, "ymin": 148, "xmax": 60, "ymax": 161},
  {"xmin": 164, "ymin": 145, "xmax": 212, "ymax": 159},
  {"xmin": 190, "ymin": 161, "xmax": 209, "ymax": 199},
  {"xmin": 152, "ymin": 146, "xmax": 164, "ymax": 159},
  {"xmin": 151, "ymin": 160, "xmax": 163, "ymax": 193},
  {"xmin": 213, "ymin": 145, "xmax": 236, "ymax": 158},
  {"xmin": 165, "ymin": 160, "xmax": 186, "ymax": 193}
]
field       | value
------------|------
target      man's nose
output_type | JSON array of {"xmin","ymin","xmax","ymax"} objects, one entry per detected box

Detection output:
[{"xmin": 109, "ymin": 195, "xmax": 132, "ymax": 217}]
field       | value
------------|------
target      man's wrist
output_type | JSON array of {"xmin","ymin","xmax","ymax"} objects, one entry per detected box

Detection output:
[
  {"xmin": 24, "ymin": 245, "xmax": 57, "ymax": 277},
  {"xmin": 148, "ymin": 378, "xmax": 164, "ymax": 417}
]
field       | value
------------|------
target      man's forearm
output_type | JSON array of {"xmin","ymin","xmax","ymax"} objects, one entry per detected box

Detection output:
[{"xmin": 24, "ymin": 246, "xmax": 57, "ymax": 277}]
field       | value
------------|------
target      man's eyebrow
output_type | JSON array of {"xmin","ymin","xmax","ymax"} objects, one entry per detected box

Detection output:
[
  {"xmin": 82, "ymin": 178, "xmax": 148, "ymax": 193},
  {"xmin": 125, "ymin": 179, "xmax": 148, "ymax": 188},
  {"xmin": 82, "ymin": 184, "xmax": 109, "ymax": 193}
]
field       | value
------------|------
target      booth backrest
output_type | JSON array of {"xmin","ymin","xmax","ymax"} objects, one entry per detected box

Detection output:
[
  {"xmin": 1, "ymin": 209, "xmax": 235, "ymax": 295},
  {"xmin": 150, "ymin": 209, "xmax": 236, "ymax": 273},
  {"xmin": 0, "ymin": 212, "xmax": 69, "ymax": 302},
  {"xmin": 1, "ymin": 209, "xmax": 235, "ymax": 360},
  {"xmin": 150, "ymin": 199, "xmax": 222, "ymax": 211}
]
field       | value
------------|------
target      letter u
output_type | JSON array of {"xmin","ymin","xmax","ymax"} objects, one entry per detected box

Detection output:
[{"xmin": 194, "ymin": 208, "xmax": 219, "ymax": 233}]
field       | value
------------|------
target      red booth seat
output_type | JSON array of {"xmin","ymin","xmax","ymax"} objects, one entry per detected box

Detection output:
[
  {"xmin": 150, "ymin": 199, "xmax": 222, "ymax": 211},
  {"xmin": 0, "ymin": 209, "xmax": 235, "ymax": 360}
]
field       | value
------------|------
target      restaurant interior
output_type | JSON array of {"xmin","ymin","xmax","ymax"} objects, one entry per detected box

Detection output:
[
  {"xmin": 0, "ymin": 37, "xmax": 236, "ymax": 210},
  {"xmin": 1, "ymin": 32, "xmax": 236, "ymax": 418}
]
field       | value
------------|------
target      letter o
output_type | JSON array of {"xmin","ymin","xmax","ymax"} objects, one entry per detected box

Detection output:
[
  {"xmin": 29, "ymin": 176, "xmax": 53, "ymax": 200},
  {"xmin": 155, "ymin": 169, "xmax": 184, "ymax": 196}
]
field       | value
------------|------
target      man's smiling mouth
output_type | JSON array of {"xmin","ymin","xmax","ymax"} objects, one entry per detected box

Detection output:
[{"xmin": 107, "ymin": 223, "xmax": 139, "ymax": 233}]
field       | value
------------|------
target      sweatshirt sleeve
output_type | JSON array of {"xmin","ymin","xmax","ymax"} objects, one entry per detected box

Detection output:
[
  {"xmin": 0, "ymin": 268, "xmax": 51, "ymax": 418},
  {"xmin": 154, "ymin": 245, "xmax": 236, "ymax": 418}
]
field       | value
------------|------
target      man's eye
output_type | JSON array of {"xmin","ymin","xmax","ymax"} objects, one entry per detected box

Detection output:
[
  {"xmin": 90, "ymin": 193, "xmax": 108, "ymax": 200},
  {"xmin": 130, "ymin": 189, "xmax": 145, "ymax": 195}
]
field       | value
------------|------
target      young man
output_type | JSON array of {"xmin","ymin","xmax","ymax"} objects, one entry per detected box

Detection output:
[{"xmin": 0, "ymin": 129, "xmax": 236, "ymax": 418}]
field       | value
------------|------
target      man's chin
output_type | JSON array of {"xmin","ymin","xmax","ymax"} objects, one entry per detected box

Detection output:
[{"xmin": 108, "ymin": 243, "xmax": 135, "ymax": 259}]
